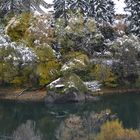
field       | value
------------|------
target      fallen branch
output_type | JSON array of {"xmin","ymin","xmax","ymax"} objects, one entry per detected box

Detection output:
[{"xmin": 17, "ymin": 88, "xmax": 29, "ymax": 97}]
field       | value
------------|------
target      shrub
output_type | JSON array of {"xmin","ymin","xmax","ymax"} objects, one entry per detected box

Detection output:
[
  {"xmin": 90, "ymin": 64, "xmax": 117, "ymax": 87},
  {"xmin": 111, "ymin": 35, "xmax": 140, "ymax": 86},
  {"xmin": 37, "ymin": 60, "xmax": 61, "ymax": 85},
  {"xmin": 56, "ymin": 13, "xmax": 105, "ymax": 55},
  {"xmin": 61, "ymin": 51, "xmax": 90, "ymax": 74},
  {"xmin": 24, "ymin": 14, "xmax": 55, "ymax": 48},
  {"xmin": 99, "ymin": 24, "xmax": 115, "ymax": 40},
  {"xmin": 6, "ymin": 12, "xmax": 31, "ymax": 41}
]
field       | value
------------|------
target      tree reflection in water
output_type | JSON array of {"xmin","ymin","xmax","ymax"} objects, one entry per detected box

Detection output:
[
  {"xmin": 13, "ymin": 120, "xmax": 42, "ymax": 140},
  {"xmin": 55, "ymin": 110, "xmax": 116, "ymax": 140}
]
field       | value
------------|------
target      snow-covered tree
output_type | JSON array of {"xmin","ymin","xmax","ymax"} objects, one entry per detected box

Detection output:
[
  {"xmin": 53, "ymin": 0, "xmax": 73, "ymax": 26},
  {"xmin": 124, "ymin": 0, "xmax": 140, "ymax": 37},
  {"xmin": 0, "ymin": 0, "xmax": 11, "ymax": 18},
  {"xmin": 87, "ymin": 0, "xmax": 96, "ymax": 17},
  {"xmin": 53, "ymin": 0, "xmax": 115, "ymax": 25},
  {"xmin": 106, "ymin": 0, "xmax": 115, "ymax": 24},
  {"xmin": 0, "ymin": 0, "xmax": 51, "ymax": 18},
  {"xmin": 69, "ymin": 0, "xmax": 88, "ymax": 17},
  {"xmin": 93, "ymin": 0, "xmax": 115, "ymax": 25}
]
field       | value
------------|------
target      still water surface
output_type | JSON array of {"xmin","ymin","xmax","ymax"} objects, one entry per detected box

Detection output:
[{"xmin": 0, "ymin": 93, "xmax": 140, "ymax": 140}]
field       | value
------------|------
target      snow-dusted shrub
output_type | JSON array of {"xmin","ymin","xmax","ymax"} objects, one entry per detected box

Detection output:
[
  {"xmin": 0, "ymin": 33, "xmax": 36, "ymax": 86},
  {"xmin": 24, "ymin": 13, "xmax": 55, "ymax": 47},
  {"xmin": 5, "ymin": 12, "xmax": 55, "ymax": 47},
  {"xmin": 111, "ymin": 35, "xmax": 140, "ymax": 86},
  {"xmin": 56, "ymin": 13, "xmax": 105, "ymax": 55},
  {"xmin": 61, "ymin": 51, "xmax": 90, "ymax": 73}
]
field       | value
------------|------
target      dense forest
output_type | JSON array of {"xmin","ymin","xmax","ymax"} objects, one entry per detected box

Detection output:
[
  {"xmin": 0, "ymin": 0, "xmax": 140, "ymax": 140},
  {"xmin": 0, "ymin": 0, "xmax": 140, "ymax": 90}
]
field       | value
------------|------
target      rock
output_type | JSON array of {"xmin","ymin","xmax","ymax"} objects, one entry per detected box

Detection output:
[
  {"xmin": 54, "ymin": 89, "xmax": 85, "ymax": 104},
  {"xmin": 45, "ymin": 87, "xmax": 87, "ymax": 104},
  {"xmin": 45, "ymin": 73, "xmax": 100, "ymax": 104}
]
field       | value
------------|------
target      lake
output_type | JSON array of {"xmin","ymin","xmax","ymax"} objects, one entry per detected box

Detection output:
[{"xmin": 0, "ymin": 93, "xmax": 140, "ymax": 140}]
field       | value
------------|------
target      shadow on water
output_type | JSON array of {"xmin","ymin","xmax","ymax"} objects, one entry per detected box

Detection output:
[{"xmin": 0, "ymin": 93, "xmax": 140, "ymax": 139}]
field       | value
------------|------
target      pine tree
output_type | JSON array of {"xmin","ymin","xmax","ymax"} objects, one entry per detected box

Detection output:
[
  {"xmin": 87, "ymin": 0, "xmax": 96, "ymax": 17},
  {"xmin": 53, "ymin": 0, "xmax": 88, "ymax": 20},
  {"xmin": 0, "ymin": 0, "xmax": 10, "ymax": 18},
  {"xmin": 87, "ymin": 0, "xmax": 115, "ymax": 25},
  {"xmin": 125, "ymin": 0, "xmax": 140, "ymax": 37},
  {"xmin": 106, "ymin": 0, "xmax": 115, "ymax": 24},
  {"xmin": 53, "ymin": 0, "xmax": 115, "ymax": 25},
  {"xmin": 69, "ymin": 0, "xmax": 88, "ymax": 17},
  {"xmin": 53, "ymin": 0, "xmax": 72, "ymax": 26}
]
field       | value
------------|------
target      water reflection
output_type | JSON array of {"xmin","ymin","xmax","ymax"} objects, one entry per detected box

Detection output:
[
  {"xmin": 55, "ymin": 110, "xmax": 116, "ymax": 140},
  {"xmin": 0, "ymin": 93, "xmax": 140, "ymax": 140},
  {"xmin": 13, "ymin": 120, "xmax": 42, "ymax": 140}
]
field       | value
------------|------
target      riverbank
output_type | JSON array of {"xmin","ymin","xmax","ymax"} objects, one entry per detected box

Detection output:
[
  {"xmin": 0, "ymin": 88, "xmax": 46, "ymax": 102},
  {"xmin": 101, "ymin": 88, "xmax": 140, "ymax": 95},
  {"xmin": 0, "ymin": 87, "xmax": 140, "ymax": 102}
]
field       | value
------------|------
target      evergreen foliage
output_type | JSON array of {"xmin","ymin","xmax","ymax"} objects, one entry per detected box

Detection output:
[
  {"xmin": 124, "ymin": 0, "xmax": 140, "ymax": 37},
  {"xmin": 53, "ymin": 0, "xmax": 115, "ymax": 25}
]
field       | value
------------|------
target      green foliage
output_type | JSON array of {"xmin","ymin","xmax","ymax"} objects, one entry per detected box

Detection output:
[
  {"xmin": 11, "ymin": 64, "xmax": 37, "ymax": 87},
  {"xmin": 99, "ymin": 24, "xmax": 115, "ymax": 40},
  {"xmin": 35, "ymin": 44, "xmax": 61, "ymax": 85},
  {"xmin": 0, "ymin": 61, "xmax": 18, "ymax": 85},
  {"xmin": 24, "ymin": 14, "xmax": 55, "ymax": 48},
  {"xmin": 64, "ymin": 73, "xmax": 89, "ymax": 94},
  {"xmin": 95, "ymin": 120, "xmax": 140, "ymax": 140},
  {"xmin": 61, "ymin": 51, "xmax": 90, "ymax": 73},
  {"xmin": 6, "ymin": 12, "xmax": 31, "ymax": 41},
  {"xmin": 32, "ymin": 43, "xmax": 61, "ymax": 85},
  {"xmin": 91, "ymin": 64, "xmax": 117, "ymax": 87},
  {"xmin": 0, "ymin": 46, "xmax": 19, "ymax": 85},
  {"xmin": 37, "ymin": 60, "xmax": 61, "ymax": 85},
  {"xmin": 35, "ymin": 45, "xmax": 56, "ymax": 61},
  {"xmin": 111, "ymin": 35, "xmax": 140, "ymax": 86},
  {"xmin": 134, "ymin": 74, "xmax": 140, "ymax": 88},
  {"xmin": 55, "ymin": 13, "xmax": 103, "ymax": 55}
]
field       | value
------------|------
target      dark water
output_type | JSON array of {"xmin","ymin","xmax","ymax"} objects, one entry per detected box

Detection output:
[{"xmin": 0, "ymin": 93, "xmax": 140, "ymax": 140}]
